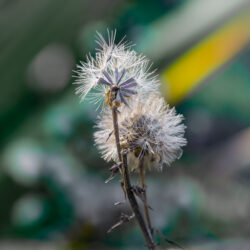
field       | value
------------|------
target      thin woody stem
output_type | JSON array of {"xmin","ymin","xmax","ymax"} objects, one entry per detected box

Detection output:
[
  {"xmin": 111, "ymin": 106, "xmax": 122, "ymax": 161},
  {"xmin": 122, "ymin": 152, "xmax": 155, "ymax": 250},
  {"xmin": 111, "ymin": 105, "xmax": 155, "ymax": 250},
  {"xmin": 139, "ymin": 156, "xmax": 154, "ymax": 236}
]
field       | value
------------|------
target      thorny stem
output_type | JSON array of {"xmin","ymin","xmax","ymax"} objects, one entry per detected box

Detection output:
[
  {"xmin": 139, "ymin": 156, "xmax": 154, "ymax": 236},
  {"xmin": 122, "ymin": 152, "xmax": 155, "ymax": 250},
  {"xmin": 111, "ymin": 105, "xmax": 155, "ymax": 250}
]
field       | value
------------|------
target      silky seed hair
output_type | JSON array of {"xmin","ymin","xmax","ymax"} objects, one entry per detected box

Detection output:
[
  {"xmin": 73, "ymin": 30, "xmax": 160, "ymax": 110},
  {"xmin": 94, "ymin": 95, "xmax": 187, "ymax": 170}
]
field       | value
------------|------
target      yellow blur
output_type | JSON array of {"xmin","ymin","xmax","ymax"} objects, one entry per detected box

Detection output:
[{"xmin": 161, "ymin": 7, "xmax": 250, "ymax": 104}]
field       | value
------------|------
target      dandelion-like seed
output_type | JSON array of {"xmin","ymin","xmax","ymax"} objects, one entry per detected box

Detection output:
[
  {"xmin": 74, "ymin": 30, "xmax": 159, "ymax": 109},
  {"xmin": 94, "ymin": 95, "xmax": 187, "ymax": 170}
]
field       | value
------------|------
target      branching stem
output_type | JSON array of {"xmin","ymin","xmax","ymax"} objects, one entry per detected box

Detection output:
[
  {"xmin": 122, "ymin": 152, "xmax": 155, "ymax": 250},
  {"xmin": 111, "ymin": 105, "xmax": 155, "ymax": 250}
]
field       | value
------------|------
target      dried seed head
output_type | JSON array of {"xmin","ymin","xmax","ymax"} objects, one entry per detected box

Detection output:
[
  {"xmin": 94, "ymin": 95, "xmax": 187, "ymax": 170},
  {"xmin": 73, "ymin": 30, "xmax": 160, "ymax": 109}
]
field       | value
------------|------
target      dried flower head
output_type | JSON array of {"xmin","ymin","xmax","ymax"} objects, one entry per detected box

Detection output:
[
  {"xmin": 94, "ymin": 95, "xmax": 187, "ymax": 170},
  {"xmin": 74, "ymin": 30, "xmax": 159, "ymax": 109}
]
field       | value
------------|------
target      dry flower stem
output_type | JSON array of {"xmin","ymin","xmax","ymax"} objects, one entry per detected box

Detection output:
[
  {"xmin": 111, "ymin": 106, "xmax": 122, "ymax": 161},
  {"xmin": 139, "ymin": 156, "xmax": 154, "ymax": 236},
  {"xmin": 111, "ymin": 105, "xmax": 155, "ymax": 250},
  {"xmin": 122, "ymin": 152, "xmax": 155, "ymax": 250}
]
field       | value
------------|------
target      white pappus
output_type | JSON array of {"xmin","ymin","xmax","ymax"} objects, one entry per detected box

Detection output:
[
  {"xmin": 73, "ymin": 30, "xmax": 160, "ymax": 109},
  {"xmin": 94, "ymin": 94, "xmax": 187, "ymax": 171}
]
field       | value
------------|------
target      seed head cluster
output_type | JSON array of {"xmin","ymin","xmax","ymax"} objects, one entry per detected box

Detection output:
[{"xmin": 74, "ymin": 30, "xmax": 187, "ymax": 171}]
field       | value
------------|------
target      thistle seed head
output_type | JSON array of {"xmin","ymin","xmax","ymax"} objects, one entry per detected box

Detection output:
[
  {"xmin": 94, "ymin": 95, "xmax": 187, "ymax": 171},
  {"xmin": 73, "ymin": 30, "xmax": 160, "ymax": 110}
]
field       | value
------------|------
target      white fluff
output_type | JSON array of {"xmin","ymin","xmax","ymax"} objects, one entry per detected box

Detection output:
[
  {"xmin": 94, "ymin": 95, "xmax": 187, "ymax": 171},
  {"xmin": 73, "ymin": 30, "xmax": 160, "ymax": 109}
]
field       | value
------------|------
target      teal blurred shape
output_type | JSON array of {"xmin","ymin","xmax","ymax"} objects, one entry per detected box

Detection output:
[
  {"xmin": 2, "ymin": 139, "xmax": 43, "ymax": 186},
  {"xmin": 11, "ymin": 195, "xmax": 47, "ymax": 229},
  {"xmin": 42, "ymin": 94, "xmax": 96, "ymax": 140}
]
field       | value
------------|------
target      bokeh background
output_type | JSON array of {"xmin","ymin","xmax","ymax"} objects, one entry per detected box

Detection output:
[{"xmin": 0, "ymin": 0, "xmax": 250, "ymax": 249}]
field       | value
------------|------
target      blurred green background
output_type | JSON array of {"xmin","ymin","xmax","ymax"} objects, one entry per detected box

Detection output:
[{"xmin": 0, "ymin": 0, "xmax": 250, "ymax": 249}]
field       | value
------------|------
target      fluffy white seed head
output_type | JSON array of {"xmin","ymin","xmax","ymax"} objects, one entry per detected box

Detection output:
[
  {"xmin": 73, "ymin": 30, "xmax": 160, "ymax": 109},
  {"xmin": 94, "ymin": 95, "xmax": 187, "ymax": 171}
]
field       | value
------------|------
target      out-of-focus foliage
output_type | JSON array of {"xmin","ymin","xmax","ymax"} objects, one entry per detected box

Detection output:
[{"xmin": 0, "ymin": 0, "xmax": 249, "ymax": 249}]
